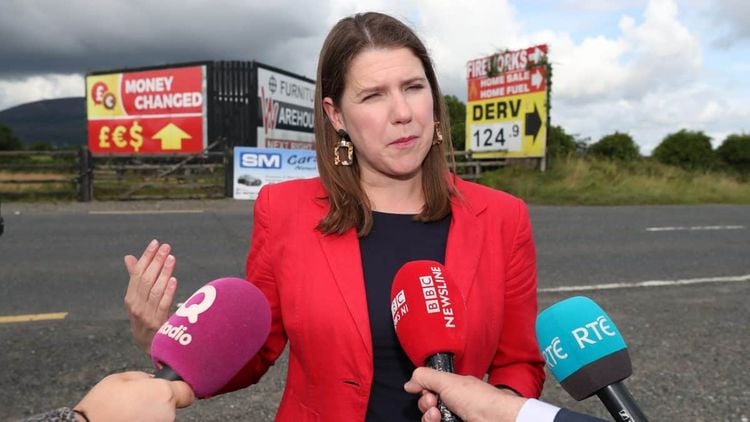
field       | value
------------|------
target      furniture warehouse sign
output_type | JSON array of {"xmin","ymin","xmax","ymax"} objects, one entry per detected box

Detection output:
[
  {"xmin": 465, "ymin": 45, "xmax": 548, "ymax": 158},
  {"xmin": 256, "ymin": 66, "xmax": 315, "ymax": 150}
]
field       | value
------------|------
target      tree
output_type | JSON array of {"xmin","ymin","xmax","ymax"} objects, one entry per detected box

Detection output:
[
  {"xmin": 27, "ymin": 141, "xmax": 54, "ymax": 151},
  {"xmin": 444, "ymin": 95, "xmax": 466, "ymax": 151},
  {"xmin": 716, "ymin": 133, "xmax": 750, "ymax": 174},
  {"xmin": 546, "ymin": 125, "xmax": 577, "ymax": 158},
  {"xmin": 0, "ymin": 124, "xmax": 23, "ymax": 151},
  {"xmin": 652, "ymin": 129, "xmax": 714, "ymax": 170},
  {"xmin": 588, "ymin": 131, "xmax": 640, "ymax": 161}
]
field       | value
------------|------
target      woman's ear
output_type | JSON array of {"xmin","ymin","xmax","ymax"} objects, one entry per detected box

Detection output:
[{"xmin": 323, "ymin": 97, "xmax": 344, "ymax": 132}]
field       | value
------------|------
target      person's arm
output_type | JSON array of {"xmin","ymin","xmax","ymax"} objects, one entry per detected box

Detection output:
[
  {"xmin": 405, "ymin": 367, "xmax": 527, "ymax": 422},
  {"xmin": 21, "ymin": 371, "xmax": 194, "ymax": 422},
  {"xmin": 123, "ymin": 239, "xmax": 179, "ymax": 353},
  {"xmin": 488, "ymin": 199, "xmax": 545, "ymax": 397},
  {"xmin": 217, "ymin": 185, "xmax": 289, "ymax": 393},
  {"xmin": 405, "ymin": 368, "xmax": 608, "ymax": 422}
]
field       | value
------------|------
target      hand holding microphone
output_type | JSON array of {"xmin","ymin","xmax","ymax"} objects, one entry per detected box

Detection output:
[
  {"xmin": 391, "ymin": 260, "xmax": 467, "ymax": 422},
  {"xmin": 72, "ymin": 371, "xmax": 194, "ymax": 422},
  {"xmin": 150, "ymin": 277, "xmax": 272, "ymax": 398},
  {"xmin": 536, "ymin": 296, "xmax": 649, "ymax": 422}
]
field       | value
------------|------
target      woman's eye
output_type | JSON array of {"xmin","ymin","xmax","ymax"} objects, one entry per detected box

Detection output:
[{"xmin": 408, "ymin": 84, "xmax": 425, "ymax": 91}]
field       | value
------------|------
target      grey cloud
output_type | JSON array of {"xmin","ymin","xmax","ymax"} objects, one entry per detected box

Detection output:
[
  {"xmin": 710, "ymin": 0, "xmax": 750, "ymax": 48},
  {"xmin": 0, "ymin": 0, "xmax": 330, "ymax": 79}
]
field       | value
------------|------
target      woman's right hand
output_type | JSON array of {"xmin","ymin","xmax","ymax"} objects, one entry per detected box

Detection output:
[{"xmin": 124, "ymin": 239, "xmax": 178, "ymax": 354}]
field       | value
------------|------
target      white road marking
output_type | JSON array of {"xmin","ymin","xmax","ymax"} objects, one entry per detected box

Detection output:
[
  {"xmin": 646, "ymin": 225, "xmax": 745, "ymax": 232},
  {"xmin": 539, "ymin": 274, "xmax": 750, "ymax": 293},
  {"xmin": 89, "ymin": 210, "xmax": 204, "ymax": 215}
]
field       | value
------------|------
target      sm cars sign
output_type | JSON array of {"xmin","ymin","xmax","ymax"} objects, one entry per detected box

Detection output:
[{"xmin": 233, "ymin": 147, "xmax": 318, "ymax": 200}]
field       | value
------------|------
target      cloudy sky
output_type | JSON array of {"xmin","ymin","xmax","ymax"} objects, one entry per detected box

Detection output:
[{"xmin": 1, "ymin": 0, "xmax": 748, "ymax": 153}]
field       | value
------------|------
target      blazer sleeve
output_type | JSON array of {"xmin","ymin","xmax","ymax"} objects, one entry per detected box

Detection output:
[
  {"xmin": 487, "ymin": 199, "xmax": 546, "ymax": 397},
  {"xmin": 217, "ymin": 185, "xmax": 288, "ymax": 394}
]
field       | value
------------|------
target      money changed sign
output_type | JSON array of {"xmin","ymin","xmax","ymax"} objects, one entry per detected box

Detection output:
[
  {"xmin": 86, "ymin": 65, "xmax": 207, "ymax": 155},
  {"xmin": 465, "ymin": 45, "xmax": 548, "ymax": 158}
]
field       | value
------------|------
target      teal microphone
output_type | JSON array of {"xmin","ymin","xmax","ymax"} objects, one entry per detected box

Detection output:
[{"xmin": 536, "ymin": 296, "xmax": 648, "ymax": 422}]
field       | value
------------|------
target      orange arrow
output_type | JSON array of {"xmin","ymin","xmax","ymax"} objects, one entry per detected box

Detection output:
[{"xmin": 153, "ymin": 123, "xmax": 191, "ymax": 150}]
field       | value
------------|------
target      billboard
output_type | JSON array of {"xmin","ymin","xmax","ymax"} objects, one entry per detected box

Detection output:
[
  {"xmin": 256, "ymin": 65, "xmax": 315, "ymax": 150},
  {"xmin": 465, "ymin": 45, "xmax": 548, "ymax": 158},
  {"xmin": 233, "ymin": 147, "xmax": 318, "ymax": 200},
  {"xmin": 86, "ymin": 65, "xmax": 207, "ymax": 155}
]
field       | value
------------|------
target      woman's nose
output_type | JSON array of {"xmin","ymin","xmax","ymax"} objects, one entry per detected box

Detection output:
[{"xmin": 390, "ymin": 92, "xmax": 413, "ymax": 124}]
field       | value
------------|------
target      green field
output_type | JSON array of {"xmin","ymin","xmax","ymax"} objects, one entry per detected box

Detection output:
[
  {"xmin": 3, "ymin": 153, "xmax": 749, "ymax": 204},
  {"xmin": 479, "ymin": 156, "xmax": 750, "ymax": 205}
]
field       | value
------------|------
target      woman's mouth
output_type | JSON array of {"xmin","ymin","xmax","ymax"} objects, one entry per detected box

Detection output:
[{"xmin": 390, "ymin": 135, "xmax": 418, "ymax": 148}]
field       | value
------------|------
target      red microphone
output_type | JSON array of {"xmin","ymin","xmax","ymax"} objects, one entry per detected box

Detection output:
[
  {"xmin": 391, "ymin": 260, "xmax": 466, "ymax": 421},
  {"xmin": 150, "ymin": 277, "xmax": 271, "ymax": 398}
]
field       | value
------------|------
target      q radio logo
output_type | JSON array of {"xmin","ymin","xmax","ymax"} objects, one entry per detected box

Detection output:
[
  {"xmin": 90, "ymin": 81, "xmax": 117, "ymax": 110},
  {"xmin": 157, "ymin": 285, "xmax": 217, "ymax": 346}
]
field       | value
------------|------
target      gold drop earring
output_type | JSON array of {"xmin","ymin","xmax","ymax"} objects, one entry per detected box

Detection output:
[
  {"xmin": 334, "ymin": 129, "xmax": 354, "ymax": 166},
  {"xmin": 433, "ymin": 121, "xmax": 444, "ymax": 145}
]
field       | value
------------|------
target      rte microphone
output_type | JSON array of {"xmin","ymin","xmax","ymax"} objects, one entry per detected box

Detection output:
[
  {"xmin": 150, "ymin": 277, "xmax": 272, "ymax": 398},
  {"xmin": 391, "ymin": 260, "xmax": 466, "ymax": 422},
  {"xmin": 536, "ymin": 296, "xmax": 648, "ymax": 422}
]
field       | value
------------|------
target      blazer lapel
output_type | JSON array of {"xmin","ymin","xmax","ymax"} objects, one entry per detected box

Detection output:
[
  {"xmin": 317, "ymin": 223, "xmax": 373, "ymax": 360},
  {"xmin": 445, "ymin": 179, "xmax": 487, "ymax": 303}
]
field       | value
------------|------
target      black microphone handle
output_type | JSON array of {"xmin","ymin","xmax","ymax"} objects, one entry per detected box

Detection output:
[
  {"xmin": 154, "ymin": 365, "xmax": 182, "ymax": 381},
  {"xmin": 595, "ymin": 381, "xmax": 649, "ymax": 422},
  {"xmin": 425, "ymin": 353, "xmax": 462, "ymax": 422}
]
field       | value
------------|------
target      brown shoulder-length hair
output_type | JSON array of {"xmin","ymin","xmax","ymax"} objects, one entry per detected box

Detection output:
[{"xmin": 315, "ymin": 12, "xmax": 457, "ymax": 237}]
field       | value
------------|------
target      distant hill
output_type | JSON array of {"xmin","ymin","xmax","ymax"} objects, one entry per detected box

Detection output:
[{"xmin": 0, "ymin": 97, "xmax": 86, "ymax": 147}]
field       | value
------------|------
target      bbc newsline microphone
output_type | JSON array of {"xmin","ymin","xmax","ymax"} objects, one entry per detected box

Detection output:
[
  {"xmin": 536, "ymin": 296, "xmax": 649, "ymax": 422},
  {"xmin": 391, "ymin": 260, "xmax": 467, "ymax": 422},
  {"xmin": 150, "ymin": 277, "xmax": 272, "ymax": 399}
]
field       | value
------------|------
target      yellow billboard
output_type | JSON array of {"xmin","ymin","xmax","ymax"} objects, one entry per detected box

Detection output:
[{"xmin": 465, "ymin": 45, "xmax": 548, "ymax": 158}]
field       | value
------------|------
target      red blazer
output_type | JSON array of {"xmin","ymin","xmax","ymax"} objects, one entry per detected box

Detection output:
[{"xmin": 225, "ymin": 176, "xmax": 545, "ymax": 421}]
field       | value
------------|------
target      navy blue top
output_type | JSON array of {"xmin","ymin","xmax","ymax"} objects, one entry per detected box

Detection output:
[{"xmin": 360, "ymin": 211, "xmax": 451, "ymax": 422}]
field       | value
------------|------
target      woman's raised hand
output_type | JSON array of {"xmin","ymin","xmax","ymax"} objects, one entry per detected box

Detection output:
[{"xmin": 124, "ymin": 239, "xmax": 178, "ymax": 354}]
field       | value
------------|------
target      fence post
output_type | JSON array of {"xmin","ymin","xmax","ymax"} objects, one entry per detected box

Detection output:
[
  {"xmin": 78, "ymin": 145, "xmax": 93, "ymax": 202},
  {"xmin": 224, "ymin": 146, "xmax": 233, "ymax": 198}
]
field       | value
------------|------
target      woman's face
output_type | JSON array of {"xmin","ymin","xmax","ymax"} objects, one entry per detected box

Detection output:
[{"xmin": 323, "ymin": 47, "xmax": 435, "ymax": 184}]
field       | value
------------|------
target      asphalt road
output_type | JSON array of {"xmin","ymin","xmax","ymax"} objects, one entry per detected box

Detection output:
[{"xmin": 1, "ymin": 200, "xmax": 748, "ymax": 421}]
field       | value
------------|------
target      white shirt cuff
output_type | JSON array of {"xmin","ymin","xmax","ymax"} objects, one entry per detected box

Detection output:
[{"xmin": 516, "ymin": 398, "xmax": 561, "ymax": 422}]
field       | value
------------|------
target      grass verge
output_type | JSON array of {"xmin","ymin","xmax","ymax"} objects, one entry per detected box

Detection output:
[{"xmin": 479, "ymin": 156, "xmax": 750, "ymax": 205}]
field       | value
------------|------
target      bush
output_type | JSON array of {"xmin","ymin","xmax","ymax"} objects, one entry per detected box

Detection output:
[
  {"xmin": 0, "ymin": 124, "xmax": 23, "ymax": 151},
  {"xmin": 652, "ymin": 129, "xmax": 714, "ymax": 170},
  {"xmin": 716, "ymin": 133, "xmax": 750, "ymax": 174},
  {"xmin": 547, "ymin": 125, "xmax": 577, "ymax": 158},
  {"xmin": 588, "ymin": 131, "xmax": 640, "ymax": 161},
  {"xmin": 444, "ymin": 95, "xmax": 466, "ymax": 151}
]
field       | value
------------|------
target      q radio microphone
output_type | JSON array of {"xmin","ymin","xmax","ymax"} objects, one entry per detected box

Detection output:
[
  {"xmin": 536, "ymin": 296, "xmax": 649, "ymax": 422},
  {"xmin": 150, "ymin": 277, "xmax": 272, "ymax": 398},
  {"xmin": 391, "ymin": 260, "xmax": 466, "ymax": 422}
]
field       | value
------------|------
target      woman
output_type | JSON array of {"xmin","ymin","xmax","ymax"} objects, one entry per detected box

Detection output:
[{"xmin": 125, "ymin": 12, "xmax": 545, "ymax": 421}]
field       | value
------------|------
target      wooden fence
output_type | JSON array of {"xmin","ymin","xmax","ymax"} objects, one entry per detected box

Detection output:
[
  {"xmin": 0, "ymin": 147, "xmax": 510, "ymax": 201},
  {"xmin": 1, "ymin": 147, "xmax": 226, "ymax": 201}
]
